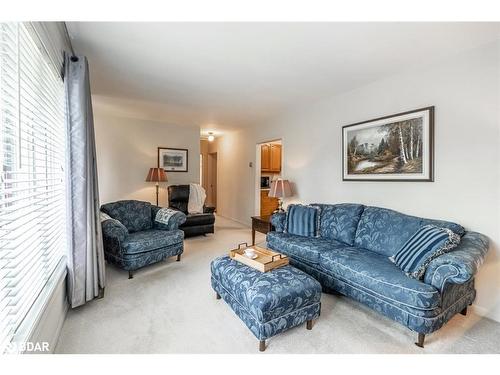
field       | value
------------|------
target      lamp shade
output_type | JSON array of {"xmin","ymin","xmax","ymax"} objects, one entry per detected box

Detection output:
[
  {"xmin": 268, "ymin": 179, "xmax": 292, "ymax": 198},
  {"xmin": 145, "ymin": 167, "xmax": 168, "ymax": 182}
]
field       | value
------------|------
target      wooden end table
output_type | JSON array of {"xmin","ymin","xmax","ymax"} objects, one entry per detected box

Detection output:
[{"xmin": 251, "ymin": 215, "xmax": 274, "ymax": 246}]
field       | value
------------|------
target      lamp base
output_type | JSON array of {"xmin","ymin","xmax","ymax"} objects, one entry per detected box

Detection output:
[{"xmin": 272, "ymin": 199, "xmax": 285, "ymax": 214}]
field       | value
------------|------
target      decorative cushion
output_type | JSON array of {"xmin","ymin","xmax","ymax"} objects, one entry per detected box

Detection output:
[
  {"xmin": 390, "ymin": 225, "xmax": 461, "ymax": 279},
  {"xmin": 267, "ymin": 232, "xmax": 349, "ymax": 265},
  {"xmin": 312, "ymin": 203, "xmax": 365, "ymax": 245},
  {"xmin": 285, "ymin": 204, "xmax": 320, "ymax": 237}
]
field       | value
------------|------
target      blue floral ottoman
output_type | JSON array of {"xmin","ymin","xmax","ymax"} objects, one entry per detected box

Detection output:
[{"xmin": 210, "ymin": 255, "xmax": 322, "ymax": 351}]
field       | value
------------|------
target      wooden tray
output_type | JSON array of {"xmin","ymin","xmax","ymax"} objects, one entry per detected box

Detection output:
[{"xmin": 229, "ymin": 243, "xmax": 289, "ymax": 272}]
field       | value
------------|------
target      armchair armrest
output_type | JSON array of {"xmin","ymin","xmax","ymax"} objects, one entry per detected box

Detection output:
[
  {"xmin": 270, "ymin": 212, "xmax": 287, "ymax": 232},
  {"xmin": 151, "ymin": 205, "xmax": 187, "ymax": 231},
  {"xmin": 204, "ymin": 206, "xmax": 216, "ymax": 214},
  {"xmin": 423, "ymin": 232, "xmax": 489, "ymax": 291},
  {"xmin": 102, "ymin": 218, "xmax": 128, "ymax": 243}
]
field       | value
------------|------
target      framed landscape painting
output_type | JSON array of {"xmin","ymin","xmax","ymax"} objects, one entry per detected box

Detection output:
[
  {"xmin": 158, "ymin": 147, "xmax": 188, "ymax": 172},
  {"xmin": 342, "ymin": 107, "xmax": 434, "ymax": 181}
]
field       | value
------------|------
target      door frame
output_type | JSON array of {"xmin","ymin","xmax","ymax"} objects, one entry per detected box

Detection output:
[{"xmin": 207, "ymin": 152, "xmax": 217, "ymax": 209}]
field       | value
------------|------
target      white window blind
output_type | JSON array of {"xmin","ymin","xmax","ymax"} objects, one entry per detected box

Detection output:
[{"xmin": 0, "ymin": 22, "xmax": 66, "ymax": 351}]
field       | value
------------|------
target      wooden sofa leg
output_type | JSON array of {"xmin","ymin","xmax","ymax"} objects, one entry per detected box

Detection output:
[
  {"xmin": 415, "ymin": 333, "xmax": 425, "ymax": 348},
  {"xmin": 460, "ymin": 307, "xmax": 467, "ymax": 316},
  {"xmin": 176, "ymin": 254, "xmax": 181, "ymax": 262},
  {"xmin": 128, "ymin": 270, "xmax": 134, "ymax": 279},
  {"xmin": 259, "ymin": 340, "xmax": 266, "ymax": 352},
  {"xmin": 306, "ymin": 320, "xmax": 313, "ymax": 330},
  {"xmin": 216, "ymin": 292, "xmax": 221, "ymax": 300}
]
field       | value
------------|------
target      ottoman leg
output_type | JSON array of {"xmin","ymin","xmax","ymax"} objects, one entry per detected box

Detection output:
[
  {"xmin": 216, "ymin": 292, "xmax": 221, "ymax": 300},
  {"xmin": 176, "ymin": 254, "xmax": 181, "ymax": 262},
  {"xmin": 128, "ymin": 271, "xmax": 134, "ymax": 279},
  {"xmin": 306, "ymin": 320, "xmax": 313, "ymax": 330},
  {"xmin": 259, "ymin": 340, "xmax": 266, "ymax": 352}
]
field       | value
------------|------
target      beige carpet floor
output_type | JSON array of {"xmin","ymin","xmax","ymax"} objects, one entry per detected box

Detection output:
[{"xmin": 55, "ymin": 216, "xmax": 500, "ymax": 354}]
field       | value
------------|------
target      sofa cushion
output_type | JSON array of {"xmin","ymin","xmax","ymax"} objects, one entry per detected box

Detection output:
[
  {"xmin": 101, "ymin": 200, "xmax": 152, "ymax": 233},
  {"xmin": 354, "ymin": 206, "xmax": 423, "ymax": 257},
  {"xmin": 391, "ymin": 225, "xmax": 461, "ymax": 279},
  {"xmin": 122, "ymin": 229, "xmax": 184, "ymax": 254},
  {"xmin": 312, "ymin": 203, "xmax": 364, "ymax": 245},
  {"xmin": 285, "ymin": 204, "xmax": 320, "ymax": 237},
  {"xmin": 267, "ymin": 232, "xmax": 349, "ymax": 265},
  {"xmin": 319, "ymin": 247, "xmax": 441, "ymax": 310}
]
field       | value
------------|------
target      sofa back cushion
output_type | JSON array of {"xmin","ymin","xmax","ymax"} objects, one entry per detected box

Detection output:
[
  {"xmin": 354, "ymin": 206, "xmax": 423, "ymax": 257},
  {"xmin": 101, "ymin": 200, "xmax": 152, "ymax": 233},
  {"xmin": 312, "ymin": 203, "xmax": 364, "ymax": 245},
  {"xmin": 285, "ymin": 204, "xmax": 320, "ymax": 237},
  {"xmin": 168, "ymin": 185, "xmax": 190, "ymax": 214},
  {"xmin": 354, "ymin": 206, "xmax": 464, "ymax": 257}
]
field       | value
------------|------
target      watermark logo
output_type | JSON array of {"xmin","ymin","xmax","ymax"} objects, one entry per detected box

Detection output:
[{"xmin": 2, "ymin": 341, "xmax": 50, "ymax": 354}]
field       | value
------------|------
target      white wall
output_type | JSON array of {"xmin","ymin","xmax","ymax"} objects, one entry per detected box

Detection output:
[
  {"xmin": 94, "ymin": 108, "xmax": 200, "ymax": 207},
  {"xmin": 215, "ymin": 41, "xmax": 500, "ymax": 322}
]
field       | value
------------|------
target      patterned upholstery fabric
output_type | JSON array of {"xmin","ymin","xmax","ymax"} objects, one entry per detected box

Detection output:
[
  {"xmin": 271, "ymin": 212, "xmax": 286, "ymax": 232},
  {"xmin": 391, "ymin": 225, "xmax": 461, "ymax": 279},
  {"xmin": 312, "ymin": 203, "xmax": 364, "ymax": 245},
  {"xmin": 424, "ymin": 232, "xmax": 489, "ymax": 291},
  {"xmin": 211, "ymin": 255, "xmax": 321, "ymax": 340},
  {"xmin": 285, "ymin": 204, "xmax": 320, "ymax": 237},
  {"xmin": 123, "ymin": 229, "xmax": 184, "ymax": 254},
  {"xmin": 267, "ymin": 203, "xmax": 489, "ymax": 336},
  {"xmin": 101, "ymin": 200, "xmax": 185, "ymax": 272},
  {"xmin": 267, "ymin": 232, "xmax": 348, "ymax": 265},
  {"xmin": 101, "ymin": 200, "xmax": 153, "ymax": 233}
]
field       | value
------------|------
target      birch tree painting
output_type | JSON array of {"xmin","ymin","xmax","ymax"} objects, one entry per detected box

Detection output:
[{"xmin": 343, "ymin": 107, "xmax": 434, "ymax": 181}]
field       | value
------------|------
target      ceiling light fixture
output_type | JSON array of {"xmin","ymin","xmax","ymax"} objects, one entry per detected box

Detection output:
[{"xmin": 207, "ymin": 132, "xmax": 215, "ymax": 142}]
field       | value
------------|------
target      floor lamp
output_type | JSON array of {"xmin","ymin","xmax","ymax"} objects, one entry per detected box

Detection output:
[{"xmin": 146, "ymin": 167, "xmax": 168, "ymax": 206}]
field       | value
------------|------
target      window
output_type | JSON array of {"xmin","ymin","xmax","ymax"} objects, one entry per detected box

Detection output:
[{"xmin": 0, "ymin": 22, "xmax": 66, "ymax": 351}]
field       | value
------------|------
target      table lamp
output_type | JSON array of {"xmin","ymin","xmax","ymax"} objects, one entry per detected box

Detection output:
[
  {"xmin": 268, "ymin": 178, "xmax": 292, "ymax": 213},
  {"xmin": 146, "ymin": 167, "xmax": 168, "ymax": 206}
]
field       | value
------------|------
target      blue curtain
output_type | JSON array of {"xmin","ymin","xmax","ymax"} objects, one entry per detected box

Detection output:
[{"xmin": 64, "ymin": 52, "xmax": 105, "ymax": 308}]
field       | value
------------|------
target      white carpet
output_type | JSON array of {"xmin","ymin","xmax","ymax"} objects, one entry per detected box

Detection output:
[{"xmin": 55, "ymin": 216, "xmax": 500, "ymax": 354}]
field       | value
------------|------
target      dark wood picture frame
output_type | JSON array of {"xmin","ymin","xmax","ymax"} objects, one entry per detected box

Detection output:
[
  {"xmin": 342, "ymin": 106, "xmax": 434, "ymax": 182},
  {"xmin": 157, "ymin": 147, "xmax": 189, "ymax": 172}
]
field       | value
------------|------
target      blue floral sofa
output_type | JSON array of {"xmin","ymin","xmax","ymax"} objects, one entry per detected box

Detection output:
[
  {"xmin": 101, "ymin": 200, "xmax": 186, "ymax": 278},
  {"xmin": 267, "ymin": 204, "xmax": 489, "ymax": 347}
]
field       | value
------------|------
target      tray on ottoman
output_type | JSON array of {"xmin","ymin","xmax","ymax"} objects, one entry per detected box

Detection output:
[
  {"xmin": 210, "ymin": 255, "xmax": 321, "ymax": 352},
  {"xmin": 229, "ymin": 243, "xmax": 288, "ymax": 272}
]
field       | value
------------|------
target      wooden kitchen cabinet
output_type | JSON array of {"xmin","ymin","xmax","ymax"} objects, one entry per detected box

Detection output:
[
  {"xmin": 260, "ymin": 190, "xmax": 279, "ymax": 216},
  {"xmin": 261, "ymin": 143, "xmax": 281, "ymax": 173}
]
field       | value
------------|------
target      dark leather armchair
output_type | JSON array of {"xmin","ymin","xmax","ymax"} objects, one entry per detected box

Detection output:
[{"xmin": 168, "ymin": 184, "xmax": 215, "ymax": 237}]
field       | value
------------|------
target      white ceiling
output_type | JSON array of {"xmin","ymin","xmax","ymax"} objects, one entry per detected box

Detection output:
[{"xmin": 67, "ymin": 22, "xmax": 500, "ymax": 132}]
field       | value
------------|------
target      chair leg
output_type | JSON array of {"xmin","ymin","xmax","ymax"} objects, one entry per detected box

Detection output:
[
  {"xmin": 128, "ymin": 270, "xmax": 134, "ymax": 279},
  {"xmin": 176, "ymin": 254, "xmax": 181, "ymax": 262},
  {"xmin": 460, "ymin": 307, "xmax": 467, "ymax": 316},
  {"xmin": 415, "ymin": 333, "xmax": 425, "ymax": 348},
  {"xmin": 259, "ymin": 340, "xmax": 266, "ymax": 352},
  {"xmin": 97, "ymin": 287, "xmax": 105, "ymax": 299}
]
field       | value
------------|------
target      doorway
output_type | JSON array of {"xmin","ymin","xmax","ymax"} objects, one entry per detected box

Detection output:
[
  {"xmin": 207, "ymin": 152, "xmax": 218, "ymax": 209},
  {"xmin": 255, "ymin": 139, "xmax": 282, "ymax": 217}
]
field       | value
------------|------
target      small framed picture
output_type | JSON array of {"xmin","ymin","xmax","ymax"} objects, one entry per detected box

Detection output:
[{"xmin": 158, "ymin": 147, "xmax": 188, "ymax": 172}]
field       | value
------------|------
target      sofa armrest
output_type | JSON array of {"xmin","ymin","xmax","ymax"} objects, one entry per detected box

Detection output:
[
  {"xmin": 423, "ymin": 232, "xmax": 489, "ymax": 291},
  {"xmin": 102, "ymin": 219, "xmax": 128, "ymax": 243},
  {"xmin": 151, "ymin": 205, "xmax": 187, "ymax": 231},
  {"xmin": 204, "ymin": 206, "xmax": 216, "ymax": 214},
  {"xmin": 270, "ymin": 212, "xmax": 287, "ymax": 233}
]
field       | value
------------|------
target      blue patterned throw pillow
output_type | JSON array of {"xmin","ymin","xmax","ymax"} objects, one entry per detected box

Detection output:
[
  {"xmin": 390, "ymin": 225, "xmax": 461, "ymax": 279},
  {"xmin": 285, "ymin": 204, "xmax": 320, "ymax": 237}
]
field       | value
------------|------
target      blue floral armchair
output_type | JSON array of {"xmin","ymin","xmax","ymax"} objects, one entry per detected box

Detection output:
[{"xmin": 101, "ymin": 200, "xmax": 186, "ymax": 278}]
